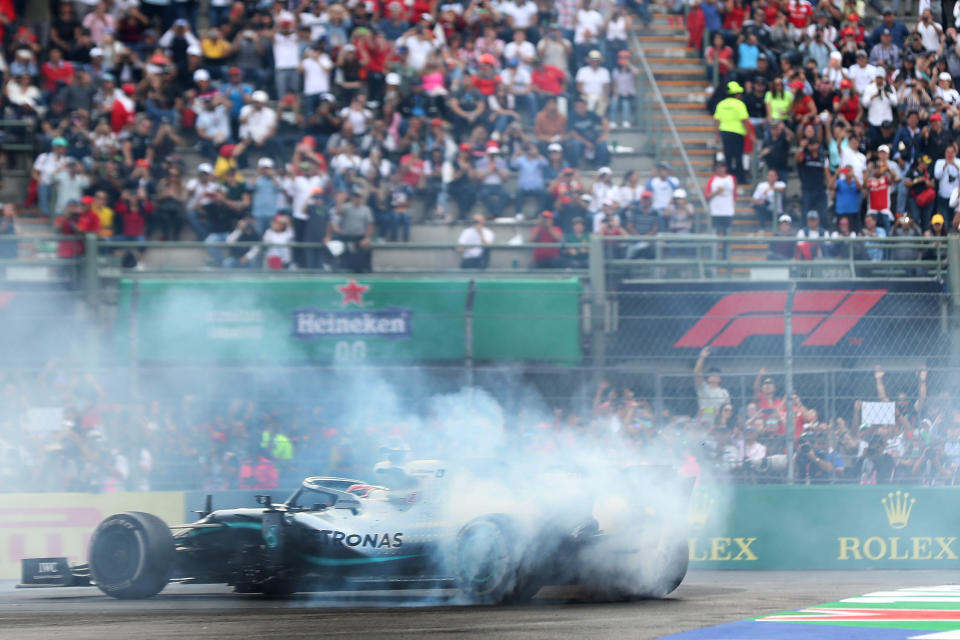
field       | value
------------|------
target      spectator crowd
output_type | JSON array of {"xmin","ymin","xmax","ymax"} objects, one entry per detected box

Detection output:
[
  {"xmin": 1, "ymin": 355, "xmax": 955, "ymax": 493},
  {"xmin": 0, "ymin": 0, "xmax": 717, "ymax": 271},
  {"xmin": 695, "ymin": 0, "xmax": 960, "ymax": 257}
]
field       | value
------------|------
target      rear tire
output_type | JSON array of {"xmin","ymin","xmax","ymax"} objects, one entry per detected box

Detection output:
[
  {"xmin": 455, "ymin": 515, "xmax": 539, "ymax": 604},
  {"xmin": 88, "ymin": 511, "xmax": 174, "ymax": 600}
]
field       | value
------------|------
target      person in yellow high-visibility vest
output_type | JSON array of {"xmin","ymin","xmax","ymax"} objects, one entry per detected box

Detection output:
[
  {"xmin": 262, "ymin": 429, "xmax": 294, "ymax": 463},
  {"xmin": 713, "ymin": 81, "xmax": 752, "ymax": 184}
]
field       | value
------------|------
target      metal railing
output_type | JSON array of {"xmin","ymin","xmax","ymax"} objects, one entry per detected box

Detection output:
[{"xmin": 630, "ymin": 32, "xmax": 708, "ymax": 232}]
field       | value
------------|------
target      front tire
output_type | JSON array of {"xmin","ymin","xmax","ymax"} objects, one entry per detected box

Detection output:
[{"xmin": 88, "ymin": 511, "xmax": 174, "ymax": 599}]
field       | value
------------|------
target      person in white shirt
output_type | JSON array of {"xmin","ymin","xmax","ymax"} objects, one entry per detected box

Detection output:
[
  {"xmin": 751, "ymin": 168, "xmax": 787, "ymax": 226},
  {"xmin": 185, "ymin": 163, "xmax": 224, "ymax": 237},
  {"xmin": 338, "ymin": 93, "xmax": 373, "ymax": 135},
  {"xmin": 705, "ymin": 160, "xmax": 736, "ymax": 255},
  {"xmin": 861, "ymin": 67, "xmax": 898, "ymax": 128},
  {"xmin": 237, "ymin": 90, "xmax": 278, "ymax": 160},
  {"xmin": 300, "ymin": 46, "xmax": 333, "ymax": 115},
  {"xmin": 590, "ymin": 167, "xmax": 618, "ymax": 212},
  {"xmin": 242, "ymin": 214, "xmax": 296, "ymax": 268},
  {"xmin": 846, "ymin": 50, "xmax": 877, "ymax": 95},
  {"xmin": 402, "ymin": 27, "xmax": 437, "ymax": 72},
  {"xmin": 935, "ymin": 71, "xmax": 960, "ymax": 106},
  {"xmin": 500, "ymin": 0, "xmax": 539, "ymax": 36},
  {"xmin": 916, "ymin": 10, "xmax": 943, "ymax": 53},
  {"xmin": 644, "ymin": 162, "xmax": 679, "ymax": 212},
  {"xmin": 32, "ymin": 138, "xmax": 69, "ymax": 217},
  {"xmin": 272, "ymin": 14, "xmax": 300, "ymax": 99},
  {"xmin": 503, "ymin": 29, "xmax": 536, "ymax": 72},
  {"xmin": 457, "ymin": 214, "xmax": 495, "ymax": 269},
  {"xmin": 576, "ymin": 50, "xmax": 611, "ymax": 115},
  {"xmin": 840, "ymin": 132, "xmax": 868, "ymax": 183},
  {"xmin": 574, "ymin": 0, "xmax": 603, "ymax": 69}
]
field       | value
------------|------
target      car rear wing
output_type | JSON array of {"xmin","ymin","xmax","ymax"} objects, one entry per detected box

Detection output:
[{"xmin": 18, "ymin": 557, "xmax": 91, "ymax": 588}]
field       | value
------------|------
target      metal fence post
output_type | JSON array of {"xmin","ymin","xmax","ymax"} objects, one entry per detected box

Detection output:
[
  {"xmin": 785, "ymin": 280, "xmax": 796, "ymax": 484},
  {"xmin": 465, "ymin": 280, "xmax": 476, "ymax": 389},
  {"xmin": 588, "ymin": 234, "xmax": 607, "ymax": 390},
  {"xmin": 83, "ymin": 233, "xmax": 99, "ymax": 310},
  {"xmin": 948, "ymin": 238, "xmax": 960, "ymax": 368}
]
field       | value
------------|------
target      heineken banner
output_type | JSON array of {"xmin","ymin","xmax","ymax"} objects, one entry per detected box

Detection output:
[
  {"xmin": 689, "ymin": 485, "xmax": 960, "ymax": 569},
  {"xmin": 115, "ymin": 278, "xmax": 582, "ymax": 364}
]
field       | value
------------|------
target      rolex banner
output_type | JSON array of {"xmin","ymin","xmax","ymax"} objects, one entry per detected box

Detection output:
[
  {"xmin": 688, "ymin": 485, "xmax": 960, "ymax": 569},
  {"xmin": 114, "ymin": 278, "xmax": 582, "ymax": 364}
]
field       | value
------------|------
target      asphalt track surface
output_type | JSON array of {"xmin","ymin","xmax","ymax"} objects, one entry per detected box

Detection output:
[{"xmin": 1, "ymin": 570, "xmax": 955, "ymax": 639}]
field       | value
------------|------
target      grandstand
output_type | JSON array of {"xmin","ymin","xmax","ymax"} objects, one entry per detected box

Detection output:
[{"xmin": 0, "ymin": 0, "xmax": 958, "ymax": 493}]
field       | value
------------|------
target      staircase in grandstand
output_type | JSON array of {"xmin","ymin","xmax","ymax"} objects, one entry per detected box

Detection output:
[{"xmin": 635, "ymin": 11, "xmax": 780, "ymax": 267}]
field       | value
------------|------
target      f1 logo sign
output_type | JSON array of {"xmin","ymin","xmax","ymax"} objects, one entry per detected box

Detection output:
[{"xmin": 674, "ymin": 290, "xmax": 887, "ymax": 348}]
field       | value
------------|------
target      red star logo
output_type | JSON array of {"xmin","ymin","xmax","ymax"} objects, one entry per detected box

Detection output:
[{"xmin": 336, "ymin": 279, "xmax": 369, "ymax": 307}]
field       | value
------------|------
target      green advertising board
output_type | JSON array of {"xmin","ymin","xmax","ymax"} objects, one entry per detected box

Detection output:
[
  {"xmin": 688, "ymin": 485, "xmax": 960, "ymax": 569},
  {"xmin": 115, "ymin": 278, "xmax": 581, "ymax": 365}
]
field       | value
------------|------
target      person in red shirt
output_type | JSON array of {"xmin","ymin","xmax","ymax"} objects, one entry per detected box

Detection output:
[
  {"xmin": 54, "ymin": 200, "xmax": 84, "ymax": 259},
  {"xmin": 529, "ymin": 210, "xmax": 564, "ymax": 267},
  {"xmin": 754, "ymin": 369, "xmax": 785, "ymax": 419},
  {"xmin": 354, "ymin": 28, "xmax": 390, "ymax": 102},
  {"xmin": 40, "ymin": 48, "xmax": 74, "ymax": 92},
  {"xmin": 77, "ymin": 196, "xmax": 102, "ymax": 236},
  {"xmin": 786, "ymin": 0, "xmax": 813, "ymax": 30},
  {"xmin": 110, "ymin": 84, "xmax": 137, "ymax": 134},
  {"xmin": 472, "ymin": 53, "xmax": 501, "ymax": 96},
  {"xmin": 531, "ymin": 58, "xmax": 566, "ymax": 98},
  {"xmin": 115, "ymin": 186, "xmax": 153, "ymax": 240},
  {"xmin": 833, "ymin": 79, "xmax": 861, "ymax": 123},
  {"xmin": 866, "ymin": 160, "xmax": 893, "ymax": 229},
  {"xmin": 398, "ymin": 144, "xmax": 426, "ymax": 189}
]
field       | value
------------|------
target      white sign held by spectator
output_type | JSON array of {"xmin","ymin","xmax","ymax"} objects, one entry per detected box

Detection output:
[{"xmin": 862, "ymin": 401, "xmax": 896, "ymax": 426}]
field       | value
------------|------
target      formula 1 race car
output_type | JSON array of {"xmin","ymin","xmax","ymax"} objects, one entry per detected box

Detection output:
[{"xmin": 19, "ymin": 461, "xmax": 692, "ymax": 603}]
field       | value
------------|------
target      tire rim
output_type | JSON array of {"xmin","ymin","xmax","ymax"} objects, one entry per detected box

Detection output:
[
  {"xmin": 457, "ymin": 522, "xmax": 511, "ymax": 596},
  {"xmin": 91, "ymin": 526, "xmax": 144, "ymax": 586}
]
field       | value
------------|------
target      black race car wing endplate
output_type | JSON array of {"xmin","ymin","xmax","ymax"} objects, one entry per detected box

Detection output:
[{"xmin": 17, "ymin": 557, "xmax": 91, "ymax": 588}]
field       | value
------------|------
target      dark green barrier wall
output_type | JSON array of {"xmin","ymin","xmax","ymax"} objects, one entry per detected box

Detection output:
[
  {"xmin": 689, "ymin": 485, "xmax": 960, "ymax": 569},
  {"xmin": 116, "ymin": 278, "xmax": 581, "ymax": 364}
]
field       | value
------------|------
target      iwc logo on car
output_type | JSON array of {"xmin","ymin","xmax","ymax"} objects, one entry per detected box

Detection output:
[{"xmin": 837, "ymin": 491, "xmax": 958, "ymax": 561}]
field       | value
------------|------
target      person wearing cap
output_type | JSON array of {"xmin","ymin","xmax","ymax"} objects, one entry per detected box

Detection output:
[
  {"xmin": 664, "ymin": 188, "xmax": 695, "ymax": 236},
  {"xmin": 714, "ymin": 81, "xmax": 750, "ymax": 184},
  {"xmin": 862, "ymin": 68, "xmax": 898, "ymax": 143},
  {"xmin": 185, "ymin": 162, "xmax": 224, "ymax": 238},
  {"xmin": 643, "ymin": 162, "xmax": 678, "ymax": 214},
  {"xmin": 457, "ymin": 214, "xmax": 495, "ymax": 269},
  {"xmin": 830, "ymin": 164, "xmax": 863, "ymax": 228},
  {"xmin": 795, "ymin": 210, "xmax": 827, "ymax": 259},
  {"xmin": 705, "ymin": 159, "xmax": 736, "ymax": 252},
  {"xmin": 32, "ymin": 137, "xmax": 70, "ymax": 217},
  {"xmin": 924, "ymin": 213, "xmax": 947, "ymax": 238},
  {"xmin": 236, "ymin": 90, "xmax": 278, "ymax": 162},
  {"xmin": 868, "ymin": 8, "xmax": 908, "ymax": 50},
  {"xmin": 529, "ymin": 210, "xmax": 564, "ymax": 268},
  {"xmin": 922, "ymin": 111, "xmax": 952, "ymax": 161},
  {"xmin": 474, "ymin": 140, "xmax": 511, "ymax": 216},
  {"xmin": 332, "ymin": 187, "xmax": 374, "ymax": 273},
  {"xmin": 52, "ymin": 157, "xmax": 91, "ymax": 217},
  {"xmin": 575, "ymin": 49, "xmax": 610, "ymax": 116},
  {"xmin": 589, "ymin": 166, "xmax": 617, "ymax": 214},
  {"xmin": 768, "ymin": 214, "xmax": 796, "ymax": 260},
  {"xmin": 798, "ymin": 27, "xmax": 835, "ymax": 72},
  {"xmin": 249, "ymin": 158, "xmax": 279, "ymax": 232},
  {"xmin": 271, "ymin": 12, "xmax": 300, "ymax": 100},
  {"xmin": 905, "ymin": 154, "xmax": 936, "ymax": 230},
  {"xmin": 625, "ymin": 192, "xmax": 660, "ymax": 260},
  {"xmin": 865, "ymin": 158, "xmax": 895, "ymax": 230},
  {"xmin": 935, "ymin": 71, "xmax": 960, "ymax": 106},
  {"xmin": 566, "ymin": 97, "xmax": 610, "ymax": 169},
  {"xmin": 195, "ymin": 94, "xmax": 232, "ymax": 160},
  {"xmin": 158, "ymin": 19, "xmax": 201, "ymax": 68},
  {"xmin": 869, "ymin": 26, "xmax": 901, "ymax": 68},
  {"xmin": 846, "ymin": 49, "xmax": 877, "ymax": 95}
]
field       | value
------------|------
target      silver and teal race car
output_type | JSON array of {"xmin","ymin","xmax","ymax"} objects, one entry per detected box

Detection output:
[{"xmin": 19, "ymin": 461, "xmax": 692, "ymax": 604}]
